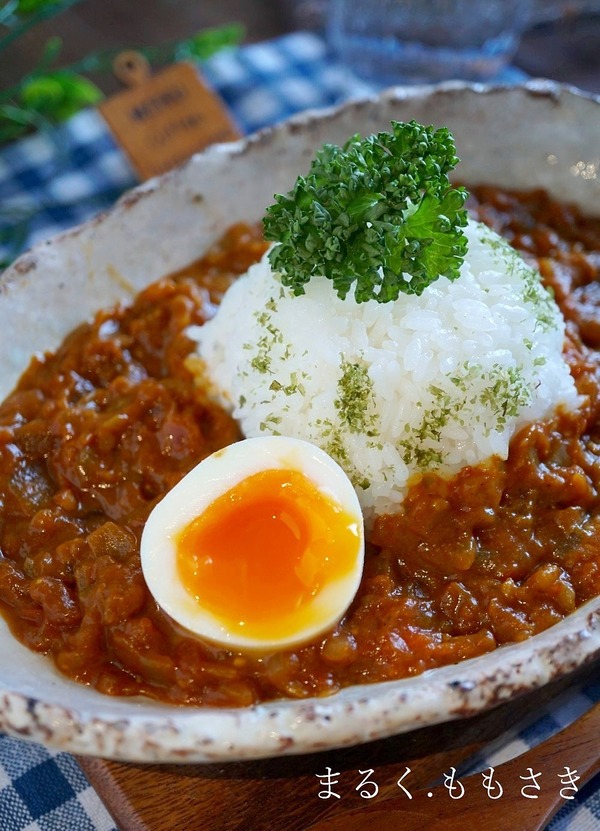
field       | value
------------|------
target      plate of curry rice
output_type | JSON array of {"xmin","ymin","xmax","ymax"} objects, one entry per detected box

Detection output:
[{"xmin": 0, "ymin": 80, "xmax": 600, "ymax": 762}]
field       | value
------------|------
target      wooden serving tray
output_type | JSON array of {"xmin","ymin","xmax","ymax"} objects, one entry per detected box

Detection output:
[{"xmin": 78, "ymin": 662, "xmax": 598, "ymax": 831}]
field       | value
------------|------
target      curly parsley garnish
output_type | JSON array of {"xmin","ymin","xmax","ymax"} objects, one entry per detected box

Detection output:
[{"xmin": 263, "ymin": 120, "xmax": 469, "ymax": 303}]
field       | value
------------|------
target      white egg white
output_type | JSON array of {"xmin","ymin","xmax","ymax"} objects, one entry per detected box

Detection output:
[{"xmin": 140, "ymin": 436, "xmax": 365, "ymax": 651}]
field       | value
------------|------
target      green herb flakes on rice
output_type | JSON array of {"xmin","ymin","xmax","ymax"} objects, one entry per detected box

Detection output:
[{"xmin": 189, "ymin": 218, "xmax": 578, "ymax": 522}]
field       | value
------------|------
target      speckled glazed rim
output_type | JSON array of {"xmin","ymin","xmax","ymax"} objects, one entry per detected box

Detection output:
[{"xmin": 1, "ymin": 80, "xmax": 600, "ymax": 763}]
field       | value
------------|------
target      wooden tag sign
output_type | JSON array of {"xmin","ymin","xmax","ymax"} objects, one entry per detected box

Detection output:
[{"xmin": 99, "ymin": 57, "xmax": 241, "ymax": 180}]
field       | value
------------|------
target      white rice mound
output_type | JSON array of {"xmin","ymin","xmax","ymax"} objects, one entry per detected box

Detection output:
[{"xmin": 189, "ymin": 218, "xmax": 579, "ymax": 521}]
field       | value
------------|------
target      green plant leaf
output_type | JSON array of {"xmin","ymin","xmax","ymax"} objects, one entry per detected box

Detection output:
[
  {"xmin": 174, "ymin": 23, "xmax": 244, "ymax": 61},
  {"xmin": 19, "ymin": 71, "xmax": 103, "ymax": 121},
  {"xmin": 15, "ymin": 0, "xmax": 62, "ymax": 15}
]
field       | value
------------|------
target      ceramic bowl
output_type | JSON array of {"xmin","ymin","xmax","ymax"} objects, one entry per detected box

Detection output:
[{"xmin": 1, "ymin": 80, "xmax": 600, "ymax": 763}]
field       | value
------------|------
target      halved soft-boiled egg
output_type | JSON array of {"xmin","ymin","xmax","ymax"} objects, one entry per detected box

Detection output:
[{"xmin": 140, "ymin": 436, "xmax": 364, "ymax": 651}]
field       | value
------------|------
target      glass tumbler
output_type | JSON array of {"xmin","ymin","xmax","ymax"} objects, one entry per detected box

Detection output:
[{"xmin": 327, "ymin": 0, "xmax": 532, "ymax": 85}]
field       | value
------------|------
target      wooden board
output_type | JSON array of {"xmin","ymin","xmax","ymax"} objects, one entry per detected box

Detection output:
[{"xmin": 77, "ymin": 661, "xmax": 598, "ymax": 831}]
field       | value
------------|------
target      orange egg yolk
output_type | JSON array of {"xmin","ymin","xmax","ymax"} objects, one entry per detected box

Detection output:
[{"xmin": 175, "ymin": 468, "xmax": 361, "ymax": 640}]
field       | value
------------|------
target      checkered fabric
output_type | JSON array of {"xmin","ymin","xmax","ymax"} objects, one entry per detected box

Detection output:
[
  {"xmin": 0, "ymin": 29, "xmax": 597, "ymax": 831},
  {"xmin": 462, "ymin": 678, "xmax": 600, "ymax": 831},
  {"xmin": 0, "ymin": 31, "xmax": 374, "ymax": 267},
  {"xmin": 0, "ymin": 31, "xmax": 526, "ymax": 267},
  {"xmin": 0, "ymin": 736, "xmax": 116, "ymax": 831}
]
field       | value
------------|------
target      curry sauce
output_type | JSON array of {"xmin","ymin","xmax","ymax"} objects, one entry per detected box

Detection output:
[{"xmin": 0, "ymin": 189, "xmax": 600, "ymax": 706}]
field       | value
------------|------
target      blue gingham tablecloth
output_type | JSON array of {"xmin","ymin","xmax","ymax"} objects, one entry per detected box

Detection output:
[
  {"xmin": 0, "ymin": 30, "xmax": 598, "ymax": 831},
  {"xmin": 0, "ymin": 31, "xmax": 526, "ymax": 266},
  {"xmin": 0, "ymin": 31, "xmax": 379, "ymax": 266}
]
